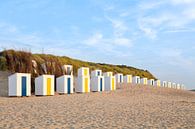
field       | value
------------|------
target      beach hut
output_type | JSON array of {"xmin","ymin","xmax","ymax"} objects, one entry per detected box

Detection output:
[
  {"xmin": 172, "ymin": 83, "xmax": 176, "ymax": 89},
  {"xmin": 91, "ymin": 70, "xmax": 102, "ymax": 77},
  {"xmin": 57, "ymin": 75, "xmax": 74, "ymax": 94},
  {"xmin": 161, "ymin": 81, "xmax": 167, "ymax": 87},
  {"xmin": 132, "ymin": 76, "xmax": 140, "ymax": 84},
  {"xmin": 8, "ymin": 73, "xmax": 31, "ymax": 97},
  {"xmin": 154, "ymin": 80, "xmax": 161, "ymax": 87},
  {"xmin": 91, "ymin": 76, "xmax": 104, "ymax": 92},
  {"xmin": 140, "ymin": 78, "xmax": 148, "ymax": 85},
  {"xmin": 176, "ymin": 84, "xmax": 181, "ymax": 89},
  {"xmin": 124, "ymin": 75, "xmax": 132, "ymax": 83},
  {"xmin": 35, "ymin": 75, "xmax": 55, "ymax": 96},
  {"xmin": 76, "ymin": 76, "xmax": 90, "ymax": 93},
  {"xmin": 78, "ymin": 67, "xmax": 89, "ymax": 76},
  {"xmin": 181, "ymin": 84, "xmax": 185, "ymax": 90},
  {"xmin": 91, "ymin": 70, "xmax": 104, "ymax": 92},
  {"xmin": 57, "ymin": 65, "xmax": 74, "ymax": 94},
  {"xmin": 103, "ymin": 72, "xmax": 116, "ymax": 91},
  {"xmin": 104, "ymin": 76, "xmax": 116, "ymax": 91},
  {"xmin": 103, "ymin": 72, "xmax": 113, "ymax": 77},
  {"xmin": 76, "ymin": 67, "xmax": 90, "ymax": 93},
  {"xmin": 167, "ymin": 82, "xmax": 172, "ymax": 88},
  {"xmin": 115, "ymin": 73, "xmax": 123, "ymax": 83},
  {"xmin": 148, "ymin": 79, "xmax": 155, "ymax": 86}
]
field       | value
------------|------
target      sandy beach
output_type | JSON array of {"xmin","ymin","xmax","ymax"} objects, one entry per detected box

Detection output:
[{"xmin": 0, "ymin": 84, "xmax": 194, "ymax": 129}]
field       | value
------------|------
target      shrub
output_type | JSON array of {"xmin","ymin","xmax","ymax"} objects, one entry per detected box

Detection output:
[{"xmin": 0, "ymin": 56, "xmax": 7, "ymax": 71}]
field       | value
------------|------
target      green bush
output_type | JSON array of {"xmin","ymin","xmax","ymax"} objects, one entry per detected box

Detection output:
[{"xmin": 0, "ymin": 56, "xmax": 7, "ymax": 71}]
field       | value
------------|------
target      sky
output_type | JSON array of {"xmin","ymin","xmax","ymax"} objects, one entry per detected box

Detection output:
[{"xmin": 0, "ymin": 0, "xmax": 194, "ymax": 89}]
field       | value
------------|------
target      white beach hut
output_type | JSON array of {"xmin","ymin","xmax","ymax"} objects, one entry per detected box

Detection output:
[
  {"xmin": 167, "ymin": 82, "xmax": 172, "ymax": 88},
  {"xmin": 148, "ymin": 79, "xmax": 155, "ymax": 86},
  {"xmin": 172, "ymin": 83, "xmax": 176, "ymax": 89},
  {"xmin": 57, "ymin": 75, "xmax": 73, "ymax": 94},
  {"xmin": 57, "ymin": 65, "xmax": 74, "ymax": 94},
  {"xmin": 103, "ymin": 72, "xmax": 113, "ymax": 77},
  {"xmin": 154, "ymin": 80, "xmax": 161, "ymax": 87},
  {"xmin": 140, "ymin": 78, "xmax": 148, "ymax": 85},
  {"xmin": 91, "ymin": 70, "xmax": 104, "ymax": 92},
  {"xmin": 76, "ymin": 67, "xmax": 90, "ymax": 93},
  {"xmin": 35, "ymin": 75, "xmax": 55, "ymax": 96},
  {"xmin": 124, "ymin": 75, "xmax": 132, "ymax": 84},
  {"xmin": 176, "ymin": 84, "xmax": 181, "ymax": 89},
  {"xmin": 161, "ymin": 81, "xmax": 167, "ymax": 87},
  {"xmin": 115, "ymin": 73, "xmax": 123, "ymax": 84},
  {"xmin": 104, "ymin": 72, "xmax": 116, "ymax": 91},
  {"xmin": 91, "ymin": 70, "xmax": 102, "ymax": 77},
  {"xmin": 78, "ymin": 67, "xmax": 89, "ymax": 76},
  {"xmin": 133, "ymin": 76, "xmax": 140, "ymax": 84},
  {"xmin": 8, "ymin": 73, "xmax": 31, "ymax": 97},
  {"xmin": 181, "ymin": 84, "xmax": 185, "ymax": 90}
]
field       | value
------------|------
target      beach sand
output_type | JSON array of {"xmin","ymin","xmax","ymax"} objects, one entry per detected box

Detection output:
[{"xmin": 0, "ymin": 84, "xmax": 195, "ymax": 129}]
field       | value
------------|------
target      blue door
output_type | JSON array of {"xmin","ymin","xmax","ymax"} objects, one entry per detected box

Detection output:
[
  {"xmin": 97, "ymin": 71, "xmax": 100, "ymax": 76},
  {"xmin": 67, "ymin": 78, "xmax": 71, "ymax": 94},
  {"xmin": 100, "ymin": 78, "xmax": 103, "ymax": 91},
  {"xmin": 120, "ymin": 75, "xmax": 122, "ymax": 83},
  {"xmin": 21, "ymin": 76, "xmax": 27, "ymax": 96}
]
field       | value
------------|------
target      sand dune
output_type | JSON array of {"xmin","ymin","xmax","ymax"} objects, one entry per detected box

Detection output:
[{"xmin": 0, "ymin": 84, "xmax": 194, "ymax": 129}]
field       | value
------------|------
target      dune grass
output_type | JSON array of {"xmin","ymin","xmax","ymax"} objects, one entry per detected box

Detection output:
[{"xmin": 0, "ymin": 49, "xmax": 156, "ymax": 80}]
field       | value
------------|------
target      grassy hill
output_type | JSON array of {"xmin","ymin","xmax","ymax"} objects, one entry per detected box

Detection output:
[{"xmin": 0, "ymin": 49, "xmax": 156, "ymax": 79}]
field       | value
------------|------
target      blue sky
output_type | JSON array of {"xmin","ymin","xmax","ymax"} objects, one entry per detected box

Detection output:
[{"xmin": 0, "ymin": 0, "xmax": 195, "ymax": 89}]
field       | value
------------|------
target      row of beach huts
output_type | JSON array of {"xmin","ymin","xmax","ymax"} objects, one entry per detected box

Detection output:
[{"xmin": 8, "ymin": 65, "xmax": 185, "ymax": 97}]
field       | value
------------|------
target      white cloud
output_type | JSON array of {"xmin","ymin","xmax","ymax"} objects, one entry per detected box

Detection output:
[
  {"xmin": 0, "ymin": 22, "xmax": 18, "ymax": 33},
  {"xmin": 82, "ymin": 14, "xmax": 133, "ymax": 53},
  {"xmin": 0, "ymin": 22, "xmax": 83, "ymax": 56},
  {"xmin": 113, "ymin": 38, "xmax": 132, "ymax": 46},
  {"xmin": 0, "ymin": 22, "xmax": 43, "ymax": 50},
  {"xmin": 137, "ymin": 0, "xmax": 195, "ymax": 38},
  {"xmin": 164, "ymin": 27, "xmax": 195, "ymax": 33},
  {"xmin": 103, "ymin": 5, "xmax": 115, "ymax": 11},
  {"xmin": 83, "ymin": 32, "xmax": 132, "ymax": 47},
  {"xmin": 139, "ymin": 1, "xmax": 164, "ymax": 10},
  {"xmin": 106, "ymin": 16, "xmax": 128, "ymax": 37},
  {"xmin": 170, "ymin": 0, "xmax": 195, "ymax": 5},
  {"xmin": 182, "ymin": 8, "xmax": 195, "ymax": 20},
  {"xmin": 83, "ymin": 32, "xmax": 103, "ymax": 45},
  {"xmin": 139, "ymin": 25, "xmax": 156, "ymax": 39},
  {"xmin": 119, "ymin": 11, "xmax": 130, "ymax": 17},
  {"xmin": 138, "ymin": 18, "xmax": 157, "ymax": 39},
  {"xmin": 160, "ymin": 49, "xmax": 193, "ymax": 68}
]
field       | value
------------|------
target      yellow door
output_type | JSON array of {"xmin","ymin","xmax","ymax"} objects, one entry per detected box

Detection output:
[
  {"xmin": 85, "ymin": 77, "xmax": 88, "ymax": 92},
  {"xmin": 112, "ymin": 78, "xmax": 115, "ymax": 90},
  {"xmin": 47, "ymin": 78, "xmax": 51, "ymax": 95},
  {"xmin": 84, "ymin": 69, "xmax": 88, "ymax": 76},
  {"xmin": 128, "ymin": 76, "xmax": 131, "ymax": 83},
  {"xmin": 158, "ymin": 81, "xmax": 160, "ymax": 87}
]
